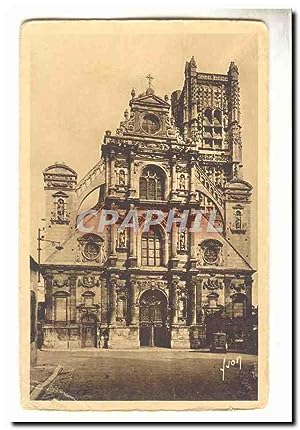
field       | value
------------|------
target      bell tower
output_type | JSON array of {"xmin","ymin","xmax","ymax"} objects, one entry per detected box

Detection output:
[{"xmin": 42, "ymin": 163, "xmax": 77, "ymax": 261}]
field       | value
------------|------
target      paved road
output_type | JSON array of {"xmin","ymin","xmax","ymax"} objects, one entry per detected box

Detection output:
[{"xmin": 35, "ymin": 349, "xmax": 258, "ymax": 401}]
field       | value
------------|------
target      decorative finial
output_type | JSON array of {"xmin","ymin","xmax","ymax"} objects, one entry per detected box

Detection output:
[
  {"xmin": 164, "ymin": 94, "xmax": 169, "ymax": 102},
  {"xmin": 190, "ymin": 56, "xmax": 197, "ymax": 69},
  {"xmin": 146, "ymin": 73, "xmax": 154, "ymax": 88},
  {"xmin": 131, "ymin": 88, "xmax": 136, "ymax": 99},
  {"xmin": 228, "ymin": 61, "xmax": 239, "ymax": 80},
  {"xmin": 124, "ymin": 109, "xmax": 129, "ymax": 120}
]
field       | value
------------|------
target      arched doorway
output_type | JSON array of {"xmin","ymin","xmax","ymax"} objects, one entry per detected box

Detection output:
[
  {"xmin": 139, "ymin": 289, "xmax": 170, "ymax": 348},
  {"xmin": 81, "ymin": 314, "xmax": 97, "ymax": 348}
]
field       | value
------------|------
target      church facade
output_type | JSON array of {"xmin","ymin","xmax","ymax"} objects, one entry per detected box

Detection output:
[{"xmin": 40, "ymin": 57, "xmax": 255, "ymax": 350}]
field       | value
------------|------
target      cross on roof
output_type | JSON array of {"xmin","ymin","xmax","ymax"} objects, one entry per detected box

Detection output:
[{"xmin": 146, "ymin": 74, "xmax": 154, "ymax": 88}]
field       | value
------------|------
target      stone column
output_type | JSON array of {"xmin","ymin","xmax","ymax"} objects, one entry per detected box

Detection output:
[
  {"xmin": 128, "ymin": 203, "xmax": 137, "ymax": 267},
  {"xmin": 128, "ymin": 150, "xmax": 135, "ymax": 198},
  {"xmin": 129, "ymin": 277, "xmax": 138, "ymax": 325},
  {"xmin": 109, "ymin": 150, "xmax": 116, "ymax": 196},
  {"xmin": 189, "ymin": 276, "xmax": 197, "ymax": 325},
  {"xmin": 109, "ymin": 275, "xmax": 118, "ymax": 325},
  {"xmin": 108, "ymin": 203, "xmax": 117, "ymax": 267},
  {"xmin": 171, "ymin": 222, "xmax": 177, "ymax": 259},
  {"xmin": 189, "ymin": 226, "xmax": 197, "ymax": 270},
  {"xmin": 170, "ymin": 154, "xmax": 177, "ymax": 200},
  {"xmin": 45, "ymin": 274, "xmax": 53, "ymax": 323},
  {"xmin": 104, "ymin": 153, "xmax": 109, "ymax": 192},
  {"xmin": 189, "ymin": 156, "xmax": 197, "ymax": 202},
  {"xmin": 171, "ymin": 277, "xmax": 179, "ymax": 324},
  {"xmin": 170, "ymin": 222, "xmax": 178, "ymax": 268},
  {"xmin": 69, "ymin": 275, "xmax": 77, "ymax": 323}
]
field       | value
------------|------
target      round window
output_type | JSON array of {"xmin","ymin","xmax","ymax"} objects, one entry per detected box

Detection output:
[
  {"xmin": 83, "ymin": 241, "xmax": 100, "ymax": 260},
  {"xmin": 141, "ymin": 113, "xmax": 161, "ymax": 135}
]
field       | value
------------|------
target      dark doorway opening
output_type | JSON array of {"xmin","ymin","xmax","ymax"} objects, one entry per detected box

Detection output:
[
  {"xmin": 139, "ymin": 289, "xmax": 170, "ymax": 348},
  {"xmin": 81, "ymin": 314, "xmax": 97, "ymax": 348}
]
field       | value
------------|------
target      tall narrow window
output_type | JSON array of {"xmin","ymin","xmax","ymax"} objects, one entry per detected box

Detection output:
[
  {"xmin": 139, "ymin": 166, "xmax": 164, "ymax": 200},
  {"xmin": 232, "ymin": 300, "xmax": 245, "ymax": 318},
  {"xmin": 54, "ymin": 295, "xmax": 68, "ymax": 322},
  {"xmin": 141, "ymin": 229, "xmax": 163, "ymax": 266}
]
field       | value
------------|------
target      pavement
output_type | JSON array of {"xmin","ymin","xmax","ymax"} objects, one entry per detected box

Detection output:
[{"xmin": 32, "ymin": 348, "xmax": 258, "ymax": 401}]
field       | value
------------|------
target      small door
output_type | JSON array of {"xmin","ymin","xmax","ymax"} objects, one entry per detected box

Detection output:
[
  {"xmin": 82, "ymin": 324, "xmax": 96, "ymax": 347},
  {"xmin": 81, "ymin": 315, "xmax": 97, "ymax": 348}
]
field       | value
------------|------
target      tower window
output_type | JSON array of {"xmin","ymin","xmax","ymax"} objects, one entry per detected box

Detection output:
[
  {"xmin": 202, "ymin": 108, "xmax": 223, "ymax": 149},
  {"xmin": 139, "ymin": 166, "xmax": 164, "ymax": 200}
]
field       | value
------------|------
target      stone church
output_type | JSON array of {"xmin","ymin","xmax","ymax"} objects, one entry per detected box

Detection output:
[{"xmin": 40, "ymin": 57, "xmax": 255, "ymax": 349}]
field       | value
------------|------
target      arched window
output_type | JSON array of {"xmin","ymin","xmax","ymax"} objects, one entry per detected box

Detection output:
[
  {"xmin": 213, "ymin": 109, "xmax": 222, "ymax": 126},
  {"xmin": 139, "ymin": 166, "xmax": 164, "ymax": 200},
  {"xmin": 141, "ymin": 229, "xmax": 163, "ymax": 266}
]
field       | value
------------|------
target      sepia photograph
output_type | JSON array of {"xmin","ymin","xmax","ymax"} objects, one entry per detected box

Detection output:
[{"xmin": 19, "ymin": 19, "xmax": 269, "ymax": 410}]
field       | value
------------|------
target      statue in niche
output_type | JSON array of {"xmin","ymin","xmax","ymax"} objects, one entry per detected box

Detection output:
[
  {"xmin": 119, "ymin": 169, "xmax": 126, "ymax": 186},
  {"xmin": 179, "ymin": 174, "xmax": 185, "ymax": 190},
  {"xmin": 57, "ymin": 198, "xmax": 65, "ymax": 220},
  {"xmin": 235, "ymin": 210, "xmax": 242, "ymax": 230},
  {"xmin": 117, "ymin": 298, "xmax": 125, "ymax": 320},
  {"xmin": 177, "ymin": 296, "xmax": 186, "ymax": 319},
  {"xmin": 179, "ymin": 231, "xmax": 187, "ymax": 251},
  {"xmin": 118, "ymin": 230, "xmax": 127, "ymax": 248}
]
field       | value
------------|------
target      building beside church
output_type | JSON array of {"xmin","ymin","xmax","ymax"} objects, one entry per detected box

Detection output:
[{"xmin": 39, "ymin": 57, "xmax": 255, "ymax": 350}]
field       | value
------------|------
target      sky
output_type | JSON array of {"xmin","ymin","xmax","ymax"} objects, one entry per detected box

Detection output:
[{"xmin": 25, "ymin": 20, "xmax": 258, "ymax": 301}]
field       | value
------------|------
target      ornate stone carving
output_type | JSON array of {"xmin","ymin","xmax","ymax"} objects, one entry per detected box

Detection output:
[
  {"xmin": 202, "ymin": 278, "xmax": 224, "ymax": 291},
  {"xmin": 230, "ymin": 282, "xmax": 247, "ymax": 295},
  {"xmin": 196, "ymin": 240, "xmax": 224, "ymax": 267},
  {"xmin": 136, "ymin": 280, "xmax": 167, "ymax": 291},
  {"xmin": 50, "ymin": 197, "xmax": 70, "ymax": 225},
  {"xmin": 78, "ymin": 276, "xmax": 100, "ymax": 288},
  {"xmin": 53, "ymin": 278, "xmax": 70, "ymax": 288},
  {"xmin": 116, "ymin": 229, "xmax": 128, "ymax": 249},
  {"xmin": 76, "ymin": 235, "xmax": 106, "ymax": 264},
  {"xmin": 116, "ymin": 110, "xmax": 135, "ymax": 135},
  {"xmin": 115, "ymin": 159, "xmax": 128, "ymax": 168}
]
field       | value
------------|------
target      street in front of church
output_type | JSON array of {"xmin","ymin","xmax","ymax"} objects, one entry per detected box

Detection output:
[{"xmin": 31, "ymin": 349, "xmax": 258, "ymax": 401}]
